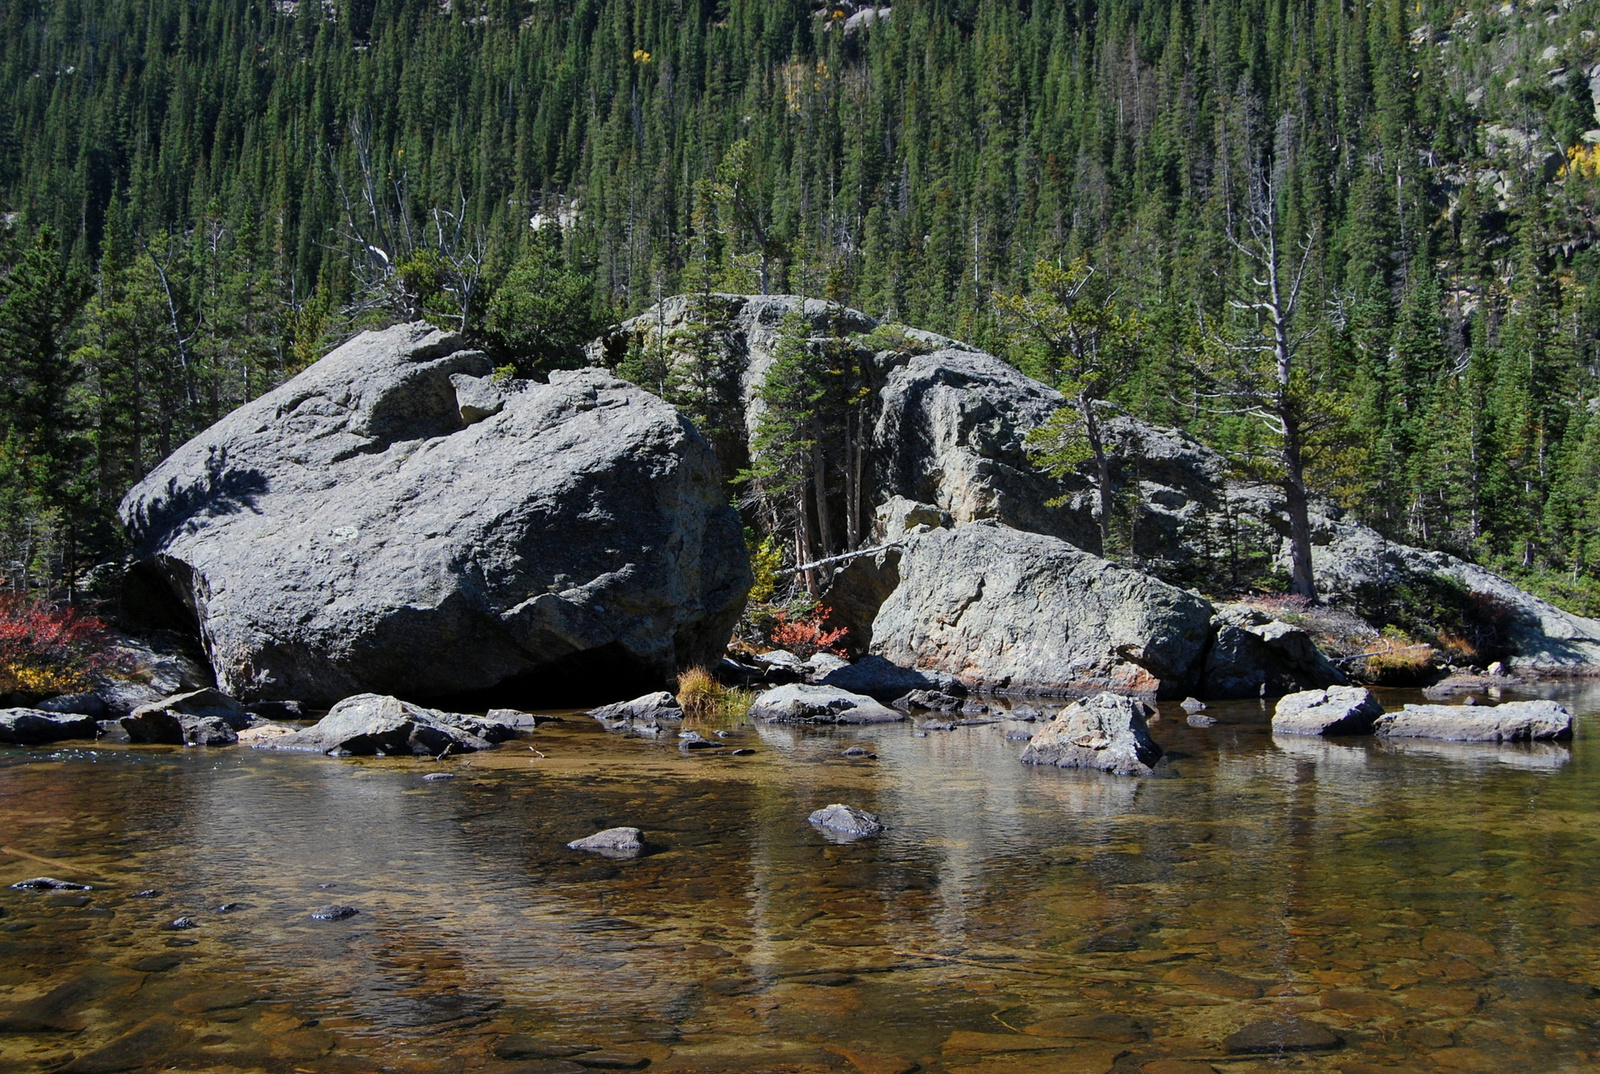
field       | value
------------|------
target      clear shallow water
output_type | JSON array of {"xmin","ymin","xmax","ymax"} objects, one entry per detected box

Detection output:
[{"xmin": 1, "ymin": 682, "xmax": 1597, "ymax": 1074}]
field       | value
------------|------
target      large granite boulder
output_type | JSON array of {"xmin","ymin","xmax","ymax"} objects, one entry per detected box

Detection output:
[
  {"xmin": 119, "ymin": 323, "xmax": 750, "ymax": 705},
  {"xmin": 1019, "ymin": 693, "xmax": 1164, "ymax": 775},
  {"xmin": 865, "ymin": 521, "xmax": 1213, "ymax": 697},
  {"xmin": 1272, "ymin": 686, "xmax": 1384, "ymax": 736},
  {"xmin": 1373, "ymin": 700, "xmax": 1572, "ymax": 742},
  {"xmin": 1204, "ymin": 604, "xmax": 1346, "ymax": 699},
  {"xmin": 258, "ymin": 693, "xmax": 519, "ymax": 756}
]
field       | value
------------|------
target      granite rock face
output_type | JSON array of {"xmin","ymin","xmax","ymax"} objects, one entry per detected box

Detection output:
[
  {"xmin": 1205, "ymin": 604, "xmax": 1346, "ymax": 699},
  {"xmin": 1271, "ymin": 686, "xmax": 1385, "ymax": 736},
  {"xmin": 120, "ymin": 323, "xmax": 750, "ymax": 705},
  {"xmin": 1019, "ymin": 693, "xmax": 1165, "ymax": 775},
  {"xmin": 868, "ymin": 522, "xmax": 1213, "ymax": 697},
  {"xmin": 1373, "ymin": 700, "xmax": 1572, "ymax": 742}
]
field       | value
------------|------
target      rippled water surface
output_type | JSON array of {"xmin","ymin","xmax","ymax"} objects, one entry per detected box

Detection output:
[{"xmin": 2, "ymin": 681, "xmax": 1598, "ymax": 1074}]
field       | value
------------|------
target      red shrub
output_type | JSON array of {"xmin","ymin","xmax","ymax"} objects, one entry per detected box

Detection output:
[
  {"xmin": 0, "ymin": 596, "xmax": 116, "ymax": 698},
  {"xmin": 769, "ymin": 606, "xmax": 850, "ymax": 658}
]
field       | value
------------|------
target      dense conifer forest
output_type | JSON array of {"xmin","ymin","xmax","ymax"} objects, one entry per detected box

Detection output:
[{"xmin": 1, "ymin": 0, "xmax": 1597, "ymax": 612}]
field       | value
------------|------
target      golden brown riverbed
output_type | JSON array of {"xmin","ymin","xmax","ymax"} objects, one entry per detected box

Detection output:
[{"xmin": 2, "ymin": 682, "xmax": 1598, "ymax": 1074}]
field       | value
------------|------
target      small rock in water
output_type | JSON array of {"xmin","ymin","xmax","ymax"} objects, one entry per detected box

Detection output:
[
  {"xmin": 132, "ymin": 890, "xmax": 160, "ymax": 898},
  {"xmin": 166, "ymin": 917, "xmax": 200, "ymax": 930},
  {"xmin": 493, "ymin": 1034, "xmax": 591, "ymax": 1060},
  {"xmin": 1180, "ymin": 697, "xmax": 1207, "ymax": 712},
  {"xmin": 1186, "ymin": 713, "xmax": 1217, "ymax": 727},
  {"xmin": 10, "ymin": 877, "xmax": 92, "ymax": 891},
  {"xmin": 1223, "ymin": 1017, "xmax": 1342, "ymax": 1054},
  {"xmin": 841, "ymin": 746, "xmax": 874, "ymax": 758},
  {"xmin": 807, "ymin": 804, "xmax": 885, "ymax": 839},
  {"xmin": 566, "ymin": 827, "xmax": 644, "ymax": 858},
  {"xmin": 310, "ymin": 904, "xmax": 359, "ymax": 921},
  {"xmin": 574, "ymin": 1053, "xmax": 651, "ymax": 1070},
  {"xmin": 916, "ymin": 719, "xmax": 956, "ymax": 732},
  {"xmin": 215, "ymin": 902, "xmax": 246, "ymax": 913},
  {"xmin": 422, "ymin": 772, "xmax": 455, "ymax": 781}
]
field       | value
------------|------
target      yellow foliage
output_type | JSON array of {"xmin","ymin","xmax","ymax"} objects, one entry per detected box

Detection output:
[
  {"xmin": 632, "ymin": 48, "xmax": 652, "ymax": 64},
  {"xmin": 1560, "ymin": 143, "xmax": 1600, "ymax": 180}
]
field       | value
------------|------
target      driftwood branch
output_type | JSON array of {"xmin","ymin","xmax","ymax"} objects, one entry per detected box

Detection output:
[{"xmin": 780, "ymin": 540, "xmax": 905, "ymax": 575}]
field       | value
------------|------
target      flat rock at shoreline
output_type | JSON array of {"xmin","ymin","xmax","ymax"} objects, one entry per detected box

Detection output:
[
  {"xmin": 1272, "ymin": 686, "xmax": 1384, "ymax": 736},
  {"xmin": 750, "ymin": 684, "xmax": 902, "ymax": 724},
  {"xmin": 1374, "ymin": 700, "xmax": 1572, "ymax": 742},
  {"xmin": 256, "ymin": 693, "xmax": 518, "ymax": 756},
  {"xmin": 0, "ymin": 708, "xmax": 99, "ymax": 746}
]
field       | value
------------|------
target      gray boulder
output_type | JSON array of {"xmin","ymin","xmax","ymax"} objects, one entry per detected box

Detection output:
[
  {"xmin": 1374, "ymin": 700, "xmax": 1572, "ymax": 742},
  {"xmin": 119, "ymin": 322, "xmax": 750, "ymax": 706},
  {"xmin": 1203, "ymin": 604, "xmax": 1345, "ymax": 698},
  {"xmin": 566, "ymin": 827, "xmax": 644, "ymax": 858},
  {"xmin": 121, "ymin": 688, "xmax": 254, "ymax": 745},
  {"xmin": 1272, "ymin": 687, "xmax": 1384, "ymax": 736},
  {"xmin": 589, "ymin": 691, "xmax": 683, "ymax": 734},
  {"xmin": 816, "ymin": 654, "xmax": 961, "ymax": 701},
  {"xmin": 1019, "ymin": 693, "xmax": 1164, "ymax": 775},
  {"xmin": 866, "ymin": 522, "xmax": 1213, "ymax": 697},
  {"xmin": 257, "ymin": 693, "xmax": 518, "ymax": 756},
  {"xmin": 749, "ymin": 684, "xmax": 903, "ymax": 724},
  {"xmin": 0, "ymin": 709, "xmax": 100, "ymax": 746},
  {"xmin": 807, "ymin": 804, "xmax": 885, "ymax": 839},
  {"xmin": 35, "ymin": 692, "xmax": 108, "ymax": 720}
]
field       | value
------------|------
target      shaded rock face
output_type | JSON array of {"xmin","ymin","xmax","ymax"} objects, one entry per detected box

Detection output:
[
  {"xmin": 0, "ymin": 709, "xmax": 100, "ymax": 746},
  {"xmin": 120, "ymin": 323, "xmax": 750, "ymax": 705},
  {"xmin": 1272, "ymin": 687, "xmax": 1384, "ymax": 736},
  {"xmin": 256, "ymin": 693, "xmax": 519, "ymax": 755},
  {"xmin": 1019, "ymin": 692, "xmax": 1164, "ymax": 775},
  {"xmin": 869, "ymin": 522, "xmax": 1213, "ymax": 698},
  {"xmin": 1204, "ymin": 604, "xmax": 1346, "ymax": 699},
  {"xmin": 1374, "ymin": 700, "xmax": 1572, "ymax": 742}
]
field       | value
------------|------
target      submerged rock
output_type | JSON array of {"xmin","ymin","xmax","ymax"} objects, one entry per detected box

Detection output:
[
  {"xmin": 807, "ymin": 804, "xmax": 885, "ymax": 838},
  {"xmin": 566, "ymin": 827, "xmax": 645, "ymax": 858},
  {"xmin": 1019, "ymin": 693, "xmax": 1164, "ymax": 775},
  {"xmin": 310, "ymin": 904, "xmax": 359, "ymax": 921},
  {"xmin": 0, "ymin": 709, "xmax": 99, "ymax": 746},
  {"xmin": 257, "ymin": 693, "xmax": 518, "ymax": 756},
  {"xmin": 749, "ymin": 684, "xmax": 903, "ymax": 724},
  {"xmin": 119, "ymin": 322, "xmax": 750, "ymax": 705},
  {"xmin": 10, "ymin": 877, "xmax": 92, "ymax": 891},
  {"xmin": 1272, "ymin": 686, "xmax": 1385, "ymax": 737},
  {"xmin": 1223, "ymin": 1017, "xmax": 1342, "ymax": 1054},
  {"xmin": 1374, "ymin": 700, "xmax": 1572, "ymax": 742}
]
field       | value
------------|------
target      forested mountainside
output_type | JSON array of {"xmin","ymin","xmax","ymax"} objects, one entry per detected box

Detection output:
[{"xmin": 1, "ymin": 0, "xmax": 1598, "ymax": 611}]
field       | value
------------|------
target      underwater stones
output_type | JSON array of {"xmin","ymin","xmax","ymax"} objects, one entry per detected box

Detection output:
[
  {"xmin": 1019, "ymin": 693, "xmax": 1164, "ymax": 775},
  {"xmin": 310, "ymin": 905, "xmax": 359, "ymax": 921},
  {"xmin": 1222, "ymin": 1016, "xmax": 1341, "ymax": 1054},
  {"xmin": 807, "ymin": 804, "xmax": 884, "ymax": 839},
  {"xmin": 10, "ymin": 877, "xmax": 91, "ymax": 891},
  {"xmin": 566, "ymin": 827, "xmax": 645, "ymax": 858}
]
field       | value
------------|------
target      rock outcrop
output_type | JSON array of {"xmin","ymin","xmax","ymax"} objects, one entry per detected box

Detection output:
[
  {"xmin": 1205, "ymin": 605, "xmax": 1346, "ymax": 698},
  {"xmin": 1019, "ymin": 693, "xmax": 1164, "ymax": 775},
  {"xmin": 1271, "ymin": 687, "xmax": 1385, "ymax": 736},
  {"xmin": 257, "ymin": 693, "xmax": 520, "ymax": 755},
  {"xmin": 1373, "ymin": 700, "xmax": 1573, "ymax": 742},
  {"xmin": 866, "ymin": 521, "xmax": 1213, "ymax": 697},
  {"xmin": 588, "ymin": 691, "xmax": 683, "ymax": 734},
  {"xmin": 120, "ymin": 323, "xmax": 750, "ymax": 705}
]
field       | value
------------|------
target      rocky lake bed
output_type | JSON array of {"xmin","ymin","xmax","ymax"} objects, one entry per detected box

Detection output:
[{"xmin": 2, "ymin": 678, "xmax": 1598, "ymax": 1074}]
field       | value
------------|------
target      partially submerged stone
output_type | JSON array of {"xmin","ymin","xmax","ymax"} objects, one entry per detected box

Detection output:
[
  {"xmin": 1374, "ymin": 700, "xmax": 1571, "ymax": 742},
  {"xmin": 0, "ymin": 709, "xmax": 99, "ymax": 746},
  {"xmin": 589, "ymin": 692, "xmax": 682, "ymax": 733},
  {"xmin": 807, "ymin": 804, "xmax": 884, "ymax": 838},
  {"xmin": 1223, "ymin": 1016, "xmax": 1342, "ymax": 1054},
  {"xmin": 566, "ymin": 827, "xmax": 644, "ymax": 858},
  {"xmin": 257, "ymin": 694, "xmax": 518, "ymax": 756},
  {"xmin": 1272, "ymin": 686, "xmax": 1384, "ymax": 737},
  {"xmin": 1019, "ymin": 692, "xmax": 1164, "ymax": 775},
  {"xmin": 750, "ymin": 684, "xmax": 902, "ymax": 724}
]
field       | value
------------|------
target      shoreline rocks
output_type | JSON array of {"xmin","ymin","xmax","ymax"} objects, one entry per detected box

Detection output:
[
  {"xmin": 254, "ymin": 693, "xmax": 518, "ymax": 756},
  {"xmin": 1374, "ymin": 700, "xmax": 1572, "ymax": 742},
  {"xmin": 0, "ymin": 709, "xmax": 100, "ymax": 746}
]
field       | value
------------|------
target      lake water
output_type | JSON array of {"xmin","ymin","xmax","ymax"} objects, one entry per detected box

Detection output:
[{"xmin": 2, "ymin": 681, "xmax": 1598, "ymax": 1073}]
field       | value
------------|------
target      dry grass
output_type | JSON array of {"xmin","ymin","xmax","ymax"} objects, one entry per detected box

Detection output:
[{"xmin": 676, "ymin": 666, "xmax": 754, "ymax": 725}]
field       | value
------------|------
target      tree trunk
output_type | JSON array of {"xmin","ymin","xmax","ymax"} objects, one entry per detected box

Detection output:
[
  {"xmin": 1080, "ymin": 391, "xmax": 1113, "ymax": 555},
  {"xmin": 1281, "ymin": 411, "xmax": 1317, "ymax": 600}
]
